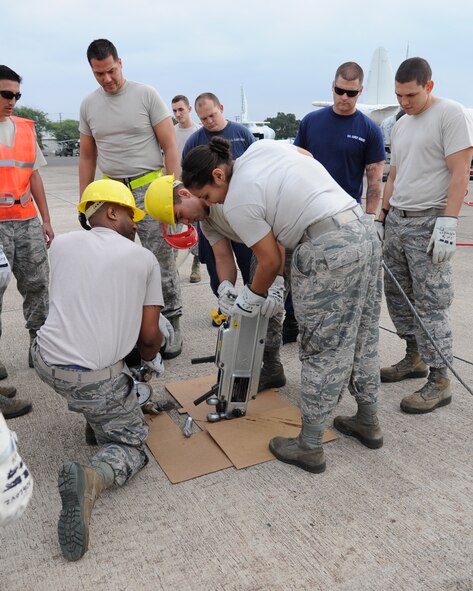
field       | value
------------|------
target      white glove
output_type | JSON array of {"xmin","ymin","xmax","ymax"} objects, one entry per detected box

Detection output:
[
  {"xmin": 141, "ymin": 352, "xmax": 165, "ymax": 376},
  {"xmin": 217, "ymin": 280, "xmax": 238, "ymax": 315},
  {"xmin": 261, "ymin": 275, "xmax": 285, "ymax": 318},
  {"xmin": 159, "ymin": 314, "xmax": 175, "ymax": 348},
  {"xmin": 0, "ymin": 248, "xmax": 11, "ymax": 290},
  {"xmin": 230, "ymin": 285, "xmax": 266, "ymax": 318},
  {"xmin": 375, "ymin": 220, "xmax": 385, "ymax": 242},
  {"xmin": 0, "ymin": 415, "xmax": 33, "ymax": 527},
  {"xmin": 427, "ymin": 217, "xmax": 457, "ymax": 264}
]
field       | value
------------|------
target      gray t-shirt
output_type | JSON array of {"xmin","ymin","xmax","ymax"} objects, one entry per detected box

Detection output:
[
  {"xmin": 390, "ymin": 98, "xmax": 473, "ymax": 210},
  {"xmin": 201, "ymin": 205, "xmax": 241, "ymax": 246},
  {"xmin": 174, "ymin": 121, "xmax": 200, "ymax": 157},
  {"xmin": 222, "ymin": 140, "xmax": 355, "ymax": 250},
  {"xmin": 80, "ymin": 80, "xmax": 169, "ymax": 178}
]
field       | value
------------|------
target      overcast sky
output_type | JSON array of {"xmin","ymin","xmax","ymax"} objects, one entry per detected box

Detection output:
[{"xmin": 2, "ymin": 0, "xmax": 472, "ymax": 124}]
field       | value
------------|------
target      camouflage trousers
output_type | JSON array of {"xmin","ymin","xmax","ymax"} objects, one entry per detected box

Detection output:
[
  {"xmin": 291, "ymin": 216, "xmax": 382, "ymax": 424},
  {"xmin": 383, "ymin": 209, "xmax": 453, "ymax": 367},
  {"xmin": 31, "ymin": 341, "xmax": 148, "ymax": 487},
  {"xmin": 0, "ymin": 217, "xmax": 49, "ymax": 336},
  {"xmin": 249, "ymin": 253, "xmax": 283, "ymax": 351},
  {"xmin": 133, "ymin": 185, "xmax": 182, "ymax": 318}
]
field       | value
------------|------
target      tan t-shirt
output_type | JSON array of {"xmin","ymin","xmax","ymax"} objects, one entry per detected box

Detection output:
[
  {"xmin": 37, "ymin": 227, "xmax": 164, "ymax": 369},
  {"xmin": 390, "ymin": 98, "xmax": 473, "ymax": 210},
  {"xmin": 80, "ymin": 80, "xmax": 169, "ymax": 178},
  {"xmin": 201, "ymin": 205, "xmax": 242, "ymax": 246}
]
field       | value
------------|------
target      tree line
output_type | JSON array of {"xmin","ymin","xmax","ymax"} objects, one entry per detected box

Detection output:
[
  {"xmin": 13, "ymin": 107, "xmax": 301, "ymax": 148},
  {"xmin": 13, "ymin": 107, "xmax": 79, "ymax": 149}
]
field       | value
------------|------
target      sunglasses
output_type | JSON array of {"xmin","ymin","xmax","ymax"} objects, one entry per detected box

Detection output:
[
  {"xmin": 334, "ymin": 86, "xmax": 360, "ymax": 98},
  {"xmin": 0, "ymin": 90, "xmax": 22, "ymax": 101}
]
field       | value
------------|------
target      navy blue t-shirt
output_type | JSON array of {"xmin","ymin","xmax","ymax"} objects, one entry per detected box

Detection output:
[
  {"xmin": 294, "ymin": 107, "xmax": 385, "ymax": 202},
  {"xmin": 182, "ymin": 120, "xmax": 255, "ymax": 159}
]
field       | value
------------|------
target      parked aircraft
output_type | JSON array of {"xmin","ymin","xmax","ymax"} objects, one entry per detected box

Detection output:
[{"xmin": 237, "ymin": 87, "xmax": 275, "ymax": 140}]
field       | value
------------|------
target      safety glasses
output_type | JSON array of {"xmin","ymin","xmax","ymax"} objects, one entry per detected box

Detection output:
[
  {"xmin": 0, "ymin": 90, "xmax": 21, "ymax": 101},
  {"xmin": 334, "ymin": 86, "xmax": 360, "ymax": 98}
]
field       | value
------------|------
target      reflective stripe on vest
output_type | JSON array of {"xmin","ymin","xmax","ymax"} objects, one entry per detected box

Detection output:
[{"xmin": 0, "ymin": 116, "xmax": 37, "ymax": 220}]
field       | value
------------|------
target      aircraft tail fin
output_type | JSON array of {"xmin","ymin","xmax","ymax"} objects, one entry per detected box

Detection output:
[{"xmin": 362, "ymin": 47, "xmax": 396, "ymax": 105}]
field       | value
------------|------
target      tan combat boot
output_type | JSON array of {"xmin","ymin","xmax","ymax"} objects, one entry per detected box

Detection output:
[
  {"xmin": 0, "ymin": 393, "xmax": 31, "ymax": 419},
  {"xmin": 380, "ymin": 337, "xmax": 428, "ymax": 382},
  {"xmin": 57, "ymin": 462, "xmax": 107, "ymax": 561},
  {"xmin": 189, "ymin": 255, "xmax": 201, "ymax": 283},
  {"xmin": 400, "ymin": 368, "xmax": 451, "ymax": 414},
  {"xmin": 269, "ymin": 421, "xmax": 326, "ymax": 473},
  {"xmin": 333, "ymin": 402, "xmax": 383, "ymax": 449},
  {"xmin": 258, "ymin": 348, "xmax": 286, "ymax": 392}
]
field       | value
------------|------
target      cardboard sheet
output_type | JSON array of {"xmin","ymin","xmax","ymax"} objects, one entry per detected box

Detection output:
[
  {"xmin": 146, "ymin": 374, "xmax": 337, "ymax": 482},
  {"xmin": 145, "ymin": 413, "xmax": 233, "ymax": 483}
]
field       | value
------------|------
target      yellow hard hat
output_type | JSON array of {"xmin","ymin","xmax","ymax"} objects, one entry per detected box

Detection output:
[
  {"xmin": 144, "ymin": 175, "xmax": 176, "ymax": 224},
  {"xmin": 78, "ymin": 179, "xmax": 146, "ymax": 222}
]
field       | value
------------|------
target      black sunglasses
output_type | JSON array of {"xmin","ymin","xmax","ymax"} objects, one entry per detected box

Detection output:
[
  {"xmin": 334, "ymin": 86, "xmax": 360, "ymax": 98},
  {"xmin": 0, "ymin": 90, "xmax": 22, "ymax": 101}
]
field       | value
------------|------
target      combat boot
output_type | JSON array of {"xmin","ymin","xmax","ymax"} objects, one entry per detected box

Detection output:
[
  {"xmin": 161, "ymin": 316, "xmax": 182, "ymax": 360},
  {"xmin": 258, "ymin": 348, "xmax": 286, "ymax": 392},
  {"xmin": 189, "ymin": 255, "xmax": 201, "ymax": 283},
  {"xmin": 0, "ymin": 361, "xmax": 7, "ymax": 380},
  {"xmin": 28, "ymin": 330, "xmax": 37, "ymax": 369},
  {"xmin": 380, "ymin": 337, "xmax": 428, "ymax": 382},
  {"xmin": 333, "ymin": 401, "xmax": 383, "ymax": 449},
  {"xmin": 0, "ymin": 393, "xmax": 31, "ymax": 419},
  {"xmin": 0, "ymin": 385, "xmax": 16, "ymax": 399},
  {"xmin": 282, "ymin": 311, "xmax": 298, "ymax": 344},
  {"xmin": 57, "ymin": 462, "xmax": 108, "ymax": 561},
  {"xmin": 400, "ymin": 367, "xmax": 451, "ymax": 414},
  {"xmin": 269, "ymin": 421, "xmax": 326, "ymax": 473}
]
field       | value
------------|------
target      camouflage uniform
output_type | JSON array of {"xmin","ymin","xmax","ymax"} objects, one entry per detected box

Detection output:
[
  {"xmin": 0, "ymin": 217, "xmax": 49, "ymax": 335},
  {"xmin": 31, "ymin": 340, "xmax": 148, "ymax": 486},
  {"xmin": 291, "ymin": 216, "xmax": 382, "ymax": 424},
  {"xmin": 133, "ymin": 185, "xmax": 182, "ymax": 319},
  {"xmin": 383, "ymin": 209, "xmax": 453, "ymax": 367}
]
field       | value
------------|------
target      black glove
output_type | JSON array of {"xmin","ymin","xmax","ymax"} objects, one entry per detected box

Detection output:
[{"xmin": 78, "ymin": 212, "xmax": 91, "ymax": 231}]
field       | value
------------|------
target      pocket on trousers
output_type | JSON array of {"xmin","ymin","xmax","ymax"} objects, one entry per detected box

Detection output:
[
  {"xmin": 299, "ymin": 312, "xmax": 341, "ymax": 360},
  {"xmin": 323, "ymin": 244, "xmax": 364, "ymax": 271}
]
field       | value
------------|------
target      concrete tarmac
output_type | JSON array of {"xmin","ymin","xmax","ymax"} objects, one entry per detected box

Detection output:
[{"xmin": 1, "ymin": 157, "xmax": 473, "ymax": 591}]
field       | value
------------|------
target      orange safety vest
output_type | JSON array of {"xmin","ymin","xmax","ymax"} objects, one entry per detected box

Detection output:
[{"xmin": 0, "ymin": 116, "xmax": 37, "ymax": 220}]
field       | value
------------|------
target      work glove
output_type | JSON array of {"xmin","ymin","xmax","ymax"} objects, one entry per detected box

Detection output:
[
  {"xmin": 0, "ymin": 248, "xmax": 11, "ymax": 290},
  {"xmin": 141, "ymin": 352, "xmax": 165, "ymax": 377},
  {"xmin": 374, "ymin": 220, "xmax": 385, "ymax": 242},
  {"xmin": 78, "ymin": 212, "xmax": 91, "ymax": 231},
  {"xmin": 0, "ymin": 415, "xmax": 33, "ymax": 527},
  {"xmin": 261, "ymin": 275, "xmax": 285, "ymax": 318},
  {"xmin": 427, "ymin": 216, "xmax": 457, "ymax": 264},
  {"xmin": 159, "ymin": 314, "xmax": 175, "ymax": 349},
  {"xmin": 217, "ymin": 280, "xmax": 238, "ymax": 315},
  {"xmin": 230, "ymin": 285, "xmax": 266, "ymax": 318}
]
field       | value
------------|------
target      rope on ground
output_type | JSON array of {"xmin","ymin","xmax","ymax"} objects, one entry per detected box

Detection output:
[{"xmin": 382, "ymin": 260, "xmax": 473, "ymax": 397}]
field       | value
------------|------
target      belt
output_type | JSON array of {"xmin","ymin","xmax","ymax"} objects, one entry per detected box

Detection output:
[
  {"xmin": 391, "ymin": 206, "xmax": 443, "ymax": 218},
  {"xmin": 105, "ymin": 169, "xmax": 162, "ymax": 191},
  {"xmin": 301, "ymin": 205, "xmax": 364, "ymax": 242},
  {"xmin": 34, "ymin": 345, "xmax": 125, "ymax": 384}
]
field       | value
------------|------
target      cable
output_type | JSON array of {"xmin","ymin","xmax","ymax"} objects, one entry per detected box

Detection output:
[{"xmin": 382, "ymin": 260, "xmax": 473, "ymax": 396}]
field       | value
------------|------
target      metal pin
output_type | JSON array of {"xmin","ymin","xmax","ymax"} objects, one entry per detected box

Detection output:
[{"xmin": 183, "ymin": 416, "xmax": 193, "ymax": 437}]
